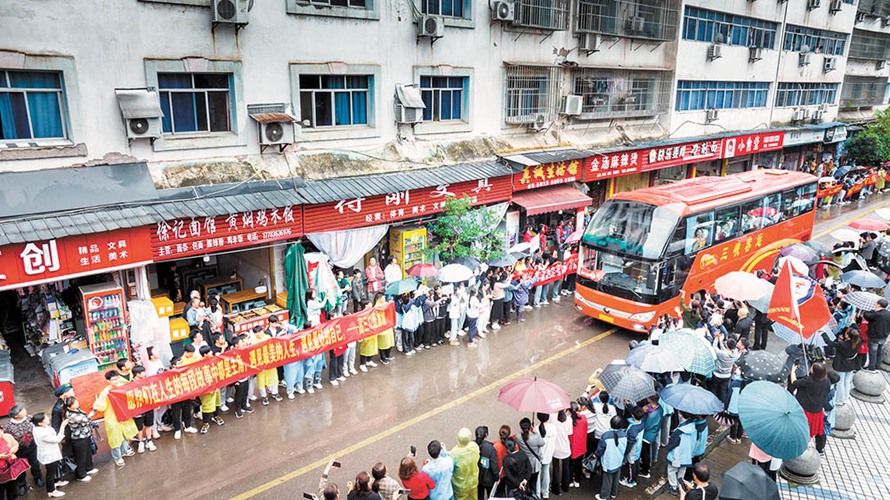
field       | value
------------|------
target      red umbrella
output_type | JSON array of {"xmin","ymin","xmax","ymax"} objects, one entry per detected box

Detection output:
[
  {"xmin": 566, "ymin": 230, "xmax": 582, "ymax": 244},
  {"xmin": 747, "ymin": 207, "xmax": 778, "ymax": 217},
  {"xmin": 407, "ymin": 263, "xmax": 439, "ymax": 278},
  {"xmin": 848, "ymin": 218, "xmax": 888, "ymax": 232},
  {"xmin": 498, "ymin": 377, "xmax": 571, "ymax": 413}
]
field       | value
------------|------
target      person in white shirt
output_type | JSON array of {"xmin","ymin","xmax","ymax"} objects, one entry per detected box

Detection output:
[
  {"xmin": 466, "ymin": 290, "xmax": 482, "ymax": 348},
  {"xmin": 383, "ymin": 256, "xmax": 402, "ymax": 287},
  {"xmin": 536, "ymin": 413, "xmax": 557, "ymax": 499},
  {"xmin": 550, "ymin": 410, "xmax": 573, "ymax": 495},
  {"xmin": 31, "ymin": 413, "xmax": 68, "ymax": 497}
]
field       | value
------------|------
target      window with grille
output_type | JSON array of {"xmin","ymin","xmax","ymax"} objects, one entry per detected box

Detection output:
[
  {"xmin": 301, "ymin": 0, "xmax": 369, "ymax": 8},
  {"xmin": 0, "ymin": 70, "xmax": 66, "ymax": 141},
  {"xmin": 783, "ymin": 25, "xmax": 847, "ymax": 56},
  {"xmin": 682, "ymin": 7, "xmax": 777, "ymax": 48},
  {"xmin": 675, "ymin": 81, "xmax": 770, "ymax": 111},
  {"xmin": 775, "ymin": 83, "xmax": 839, "ymax": 108},
  {"xmin": 576, "ymin": 0, "xmax": 679, "ymax": 41},
  {"xmin": 504, "ymin": 66, "xmax": 558, "ymax": 124},
  {"xmin": 571, "ymin": 69, "xmax": 671, "ymax": 119},
  {"xmin": 420, "ymin": 0, "xmax": 468, "ymax": 18},
  {"xmin": 299, "ymin": 75, "xmax": 371, "ymax": 128},
  {"xmin": 515, "ymin": 0, "xmax": 569, "ymax": 30},
  {"xmin": 849, "ymin": 29, "xmax": 890, "ymax": 60},
  {"xmin": 158, "ymin": 73, "xmax": 232, "ymax": 134},
  {"xmin": 420, "ymin": 76, "xmax": 466, "ymax": 122},
  {"xmin": 840, "ymin": 76, "xmax": 886, "ymax": 108}
]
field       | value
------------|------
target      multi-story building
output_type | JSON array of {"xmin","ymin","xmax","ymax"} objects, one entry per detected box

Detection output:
[{"xmin": 840, "ymin": 0, "xmax": 890, "ymax": 122}]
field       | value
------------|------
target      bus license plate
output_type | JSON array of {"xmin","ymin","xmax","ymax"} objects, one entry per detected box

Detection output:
[{"xmin": 598, "ymin": 313, "xmax": 613, "ymax": 323}]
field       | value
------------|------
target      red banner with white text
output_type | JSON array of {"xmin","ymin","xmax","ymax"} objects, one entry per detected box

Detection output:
[
  {"xmin": 107, "ymin": 303, "xmax": 396, "ymax": 420},
  {"xmin": 515, "ymin": 254, "xmax": 578, "ymax": 286}
]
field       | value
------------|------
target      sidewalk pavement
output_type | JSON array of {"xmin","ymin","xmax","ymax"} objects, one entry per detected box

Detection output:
[{"xmin": 643, "ymin": 370, "xmax": 890, "ymax": 500}]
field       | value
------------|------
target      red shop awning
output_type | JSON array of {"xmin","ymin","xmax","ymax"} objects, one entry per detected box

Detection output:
[{"xmin": 511, "ymin": 184, "xmax": 591, "ymax": 216}]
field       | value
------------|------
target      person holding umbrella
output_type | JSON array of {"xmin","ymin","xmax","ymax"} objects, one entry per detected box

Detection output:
[
  {"xmin": 789, "ymin": 361, "xmax": 831, "ymax": 456},
  {"xmin": 821, "ymin": 326, "xmax": 861, "ymax": 405}
]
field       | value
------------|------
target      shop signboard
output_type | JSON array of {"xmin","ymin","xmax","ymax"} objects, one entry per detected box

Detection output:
[
  {"xmin": 722, "ymin": 131, "xmax": 785, "ymax": 159},
  {"xmin": 784, "ymin": 128, "xmax": 825, "ymax": 147},
  {"xmin": 584, "ymin": 139, "xmax": 723, "ymax": 181},
  {"xmin": 512, "ymin": 160, "xmax": 581, "ymax": 190},
  {"xmin": 824, "ymin": 126, "xmax": 847, "ymax": 144},
  {"xmin": 302, "ymin": 176, "xmax": 512, "ymax": 233},
  {"xmin": 150, "ymin": 205, "xmax": 303, "ymax": 261},
  {"xmin": 0, "ymin": 227, "xmax": 153, "ymax": 290}
]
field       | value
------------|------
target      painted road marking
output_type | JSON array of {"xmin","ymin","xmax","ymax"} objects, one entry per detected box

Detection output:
[
  {"xmin": 813, "ymin": 198, "xmax": 890, "ymax": 239},
  {"xmin": 232, "ymin": 327, "xmax": 618, "ymax": 499}
]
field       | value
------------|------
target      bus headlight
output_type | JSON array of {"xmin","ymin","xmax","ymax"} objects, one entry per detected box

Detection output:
[{"xmin": 628, "ymin": 311, "xmax": 656, "ymax": 322}]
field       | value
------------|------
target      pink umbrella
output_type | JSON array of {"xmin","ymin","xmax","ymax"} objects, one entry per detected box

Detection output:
[
  {"xmin": 407, "ymin": 263, "xmax": 439, "ymax": 278},
  {"xmin": 498, "ymin": 377, "xmax": 571, "ymax": 413},
  {"xmin": 848, "ymin": 218, "xmax": 888, "ymax": 232},
  {"xmin": 747, "ymin": 207, "xmax": 778, "ymax": 217},
  {"xmin": 566, "ymin": 230, "xmax": 582, "ymax": 244}
]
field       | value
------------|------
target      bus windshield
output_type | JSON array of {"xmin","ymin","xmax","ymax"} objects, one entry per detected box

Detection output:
[{"xmin": 581, "ymin": 201, "xmax": 681, "ymax": 259}]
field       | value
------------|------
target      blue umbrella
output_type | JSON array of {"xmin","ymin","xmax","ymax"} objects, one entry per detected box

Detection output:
[
  {"xmin": 833, "ymin": 165, "xmax": 851, "ymax": 178},
  {"xmin": 840, "ymin": 270, "xmax": 885, "ymax": 289},
  {"xmin": 626, "ymin": 344, "xmax": 685, "ymax": 373},
  {"xmin": 739, "ymin": 381, "xmax": 809, "ymax": 460},
  {"xmin": 659, "ymin": 383, "xmax": 723, "ymax": 416}
]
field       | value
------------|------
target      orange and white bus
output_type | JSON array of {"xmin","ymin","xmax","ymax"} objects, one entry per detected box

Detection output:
[{"xmin": 574, "ymin": 169, "xmax": 818, "ymax": 333}]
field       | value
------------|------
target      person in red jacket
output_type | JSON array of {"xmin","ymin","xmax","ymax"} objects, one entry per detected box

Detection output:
[
  {"xmin": 568, "ymin": 402, "xmax": 589, "ymax": 488},
  {"xmin": 399, "ymin": 455, "xmax": 436, "ymax": 500},
  {"xmin": 492, "ymin": 425, "xmax": 517, "ymax": 478}
]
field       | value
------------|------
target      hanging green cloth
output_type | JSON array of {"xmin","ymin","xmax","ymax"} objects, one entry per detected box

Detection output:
[{"xmin": 285, "ymin": 242, "xmax": 309, "ymax": 329}]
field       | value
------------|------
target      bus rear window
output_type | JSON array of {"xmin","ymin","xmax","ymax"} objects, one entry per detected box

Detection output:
[{"xmin": 582, "ymin": 201, "xmax": 681, "ymax": 259}]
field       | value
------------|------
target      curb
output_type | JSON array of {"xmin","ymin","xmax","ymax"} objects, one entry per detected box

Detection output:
[{"xmin": 643, "ymin": 424, "xmax": 732, "ymax": 499}]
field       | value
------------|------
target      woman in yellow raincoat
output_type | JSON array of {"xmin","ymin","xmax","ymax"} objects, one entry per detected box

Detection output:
[
  {"xmin": 359, "ymin": 300, "xmax": 379, "ymax": 372},
  {"xmin": 451, "ymin": 427, "xmax": 480, "ymax": 500},
  {"xmin": 251, "ymin": 326, "xmax": 282, "ymax": 405},
  {"xmin": 92, "ymin": 371, "xmax": 138, "ymax": 467},
  {"xmin": 375, "ymin": 293, "xmax": 395, "ymax": 364}
]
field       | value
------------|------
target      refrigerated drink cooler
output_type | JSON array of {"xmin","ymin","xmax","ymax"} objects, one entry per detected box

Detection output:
[{"xmin": 80, "ymin": 283, "xmax": 131, "ymax": 367}]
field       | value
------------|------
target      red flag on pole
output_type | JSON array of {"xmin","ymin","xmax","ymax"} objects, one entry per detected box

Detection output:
[{"xmin": 767, "ymin": 260, "xmax": 833, "ymax": 339}]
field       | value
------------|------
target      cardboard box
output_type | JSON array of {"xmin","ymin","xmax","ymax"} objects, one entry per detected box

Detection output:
[
  {"xmin": 169, "ymin": 318, "xmax": 189, "ymax": 342},
  {"xmin": 276, "ymin": 292, "xmax": 288, "ymax": 308},
  {"xmin": 151, "ymin": 296, "xmax": 174, "ymax": 318}
]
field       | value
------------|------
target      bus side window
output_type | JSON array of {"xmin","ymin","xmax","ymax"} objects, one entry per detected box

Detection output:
[
  {"xmin": 740, "ymin": 199, "xmax": 764, "ymax": 233},
  {"xmin": 794, "ymin": 183, "xmax": 817, "ymax": 215},
  {"xmin": 714, "ymin": 206, "xmax": 740, "ymax": 243},
  {"xmin": 761, "ymin": 192, "xmax": 782, "ymax": 228},
  {"xmin": 665, "ymin": 218, "xmax": 687, "ymax": 256},
  {"xmin": 684, "ymin": 212, "xmax": 714, "ymax": 254},
  {"xmin": 781, "ymin": 189, "xmax": 796, "ymax": 220}
]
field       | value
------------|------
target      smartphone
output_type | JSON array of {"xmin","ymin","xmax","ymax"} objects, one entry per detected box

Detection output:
[
  {"xmin": 303, "ymin": 493, "xmax": 318, "ymax": 500},
  {"xmin": 331, "ymin": 461, "xmax": 342, "ymax": 468}
]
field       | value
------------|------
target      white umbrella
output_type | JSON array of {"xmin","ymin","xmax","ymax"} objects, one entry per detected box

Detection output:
[
  {"xmin": 830, "ymin": 228, "xmax": 860, "ymax": 243},
  {"xmin": 876, "ymin": 208, "xmax": 890, "ymax": 221},
  {"xmin": 509, "ymin": 242, "xmax": 533, "ymax": 254},
  {"xmin": 777, "ymin": 256, "xmax": 809, "ymax": 275},
  {"xmin": 438, "ymin": 263, "xmax": 473, "ymax": 283},
  {"xmin": 715, "ymin": 272, "xmax": 773, "ymax": 302}
]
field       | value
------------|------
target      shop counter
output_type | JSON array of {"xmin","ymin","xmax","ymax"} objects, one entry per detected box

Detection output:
[
  {"xmin": 225, "ymin": 304, "xmax": 289, "ymax": 334},
  {"xmin": 221, "ymin": 289, "xmax": 267, "ymax": 314}
]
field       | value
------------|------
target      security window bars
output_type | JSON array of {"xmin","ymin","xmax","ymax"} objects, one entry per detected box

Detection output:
[
  {"xmin": 775, "ymin": 83, "xmax": 839, "ymax": 108},
  {"xmin": 571, "ymin": 69, "xmax": 671, "ymax": 119},
  {"xmin": 0, "ymin": 70, "xmax": 66, "ymax": 141},
  {"xmin": 682, "ymin": 6, "xmax": 777, "ymax": 48},
  {"xmin": 840, "ymin": 76, "xmax": 886, "ymax": 108},
  {"xmin": 302, "ymin": 0, "xmax": 368, "ymax": 8},
  {"xmin": 299, "ymin": 75, "xmax": 370, "ymax": 128},
  {"xmin": 158, "ymin": 73, "xmax": 232, "ymax": 134},
  {"xmin": 515, "ymin": 0, "xmax": 569, "ymax": 30},
  {"xmin": 675, "ymin": 81, "xmax": 770, "ymax": 111},
  {"xmin": 576, "ymin": 0, "xmax": 680, "ymax": 41},
  {"xmin": 783, "ymin": 25, "xmax": 847, "ymax": 56},
  {"xmin": 504, "ymin": 66, "xmax": 558, "ymax": 124},
  {"xmin": 849, "ymin": 29, "xmax": 890, "ymax": 60},
  {"xmin": 858, "ymin": 0, "xmax": 890, "ymax": 17},
  {"xmin": 420, "ymin": 76, "xmax": 466, "ymax": 122},
  {"xmin": 421, "ymin": 0, "xmax": 466, "ymax": 18}
]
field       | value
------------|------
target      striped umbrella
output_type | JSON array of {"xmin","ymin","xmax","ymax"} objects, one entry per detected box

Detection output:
[
  {"xmin": 659, "ymin": 329, "xmax": 716, "ymax": 376},
  {"xmin": 609, "ymin": 367, "xmax": 657, "ymax": 409}
]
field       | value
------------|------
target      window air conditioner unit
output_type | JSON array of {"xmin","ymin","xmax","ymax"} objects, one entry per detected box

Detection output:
[
  {"xmin": 114, "ymin": 88, "xmax": 164, "ymax": 142},
  {"xmin": 397, "ymin": 105, "xmax": 424, "ymax": 124},
  {"xmin": 626, "ymin": 16, "xmax": 645, "ymax": 33},
  {"xmin": 799, "ymin": 52, "xmax": 811, "ymax": 66},
  {"xmin": 877, "ymin": 60, "xmax": 887, "ymax": 70},
  {"xmin": 806, "ymin": 0, "xmax": 820, "ymax": 10},
  {"xmin": 394, "ymin": 84, "xmax": 426, "ymax": 124},
  {"xmin": 823, "ymin": 56, "xmax": 837, "ymax": 72},
  {"xmin": 749, "ymin": 46, "xmax": 763, "ymax": 62},
  {"xmin": 418, "ymin": 15, "xmax": 445, "ymax": 38},
  {"xmin": 212, "ymin": 0, "xmax": 252, "ymax": 26},
  {"xmin": 491, "ymin": 1, "xmax": 516, "ymax": 22},
  {"xmin": 706, "ymin": 108, "xmax": 719, "ymax": 122},
  {"xmin": 579, "ymin": 33, "xmax": 602, "ymax": 54},
  {"xmin": 561, "ymin": 95, "xmax": 583, "ymax": 116},
  {"xmin": 829, "ymin": 0, "xmax": 842, "ymax": 13},
  {"xmin": 707, "ymin": 44, "xmax": 722, "ymax": 61}
]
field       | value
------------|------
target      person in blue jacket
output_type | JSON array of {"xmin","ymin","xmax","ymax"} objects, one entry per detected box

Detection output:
[
  {"xmin": 595, "ymin": 415, "xmax": 628, "ymax": 500},
  {"xmin": 619, "ymin": 406, "xmax": 646, "ymax": 488},
  {"xmin": 639, "ymin": 395, "xmax": 663, "ymax": 479},
  {"xmin": 726, "ymin": 371, "xmax": 744, "ymax": 444},
  {"xmin": 509, "ymin": 277, "xmax": 537, "ymax": 323},
  {"xmin": 665, "ymin": 412, "xmax": 696, "ymax": 496},
  {"xmin": 684, "ymin": 416, "xmax": 708, "ymax": 482}
]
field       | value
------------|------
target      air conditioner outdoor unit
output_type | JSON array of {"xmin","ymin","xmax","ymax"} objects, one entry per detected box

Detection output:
[
  {"xmin": 397, "ymin": 105, "xmax": 424, "ymax": 124},
  {"xmin": 806, "ymin": 0, "xmax": 821, "ymax": 10},
  {"xmin": 706, "ymin": 108, "xmax": 719, "ymax": 122},
  {"xmin": 823, "ymin": 57, "xmax": 837, "ymax": 72},
  {"xmin": 247, "ymin": 104, "xmax": 299, "ymax": 150},
  {"xmin": 418, "ymin": 15, "xmax": 444, "ymax": 38},
  {"xmin": 799, "ymin": 52, "xmax": 811, "ymax": 66},
  {"xmin": 491, "ymin": 1, "xmax": 516, "ymax": 22},
  {"xmin": 856, "ymin": 12, "xmax": 866, "ymax": 23},
  {"xmin": 749, "ymin": 46, "xmax": 763, "ymax": 62},
  {"xmin": 829, "ymin": 0, "xmax": 842, "ymax": 13},
  {"xmin": 819, "ymin": 103, "xmax": 829, "ymax": 112},
  {"xmin": 259, "ymin": 121, "xmax": 296, "ymax": 146},
  {"xmin": 114, "ymin": 88, "xmax": 164, "ymax": 141},
  {"xmin": 878, "ymin": 60, "xmax": 887, "ymax": 70},
  {"xmin": 212, "ymin": 0, "xmax": 252, "ymax": 26},
  {"xmin": 707, "ymin": 44, "xmax": 722, "ymax": 61},
  {"xmin": 626, "ymin": 16, "xmax": 645, "ymax": 33},
  {"xmin": 812, "ymin": 109, "xmax": 825, "ymax": 122},
  {"xmin": 528, "ymin": 113, "xmax": 548, "ymax": 132},
  {"xmin": 561, "ymin": 95, "xmax": 583, "ymax": 116},
  {"xmin": 792, "ymin": 109, "xmax": 805, "ymax": 122},
  {"xmin": 620, "ymin": 94, "xmax": 638, "ymax": 104},
  {"xmin": 579, "ymin": 33, "xmax": 602, "ymax": 53}
]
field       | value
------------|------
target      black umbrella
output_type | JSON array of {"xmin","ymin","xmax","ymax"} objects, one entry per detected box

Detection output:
[
  {"xmin": 737, "ymin": 351, "xmax": 788, "ymax": 383},
  {"xmin": 452, "ymin": 256, "xmax": 481, "ymax": 271},
  {"xmin": 803, "ymin": 240, "xmax": 832, "ymax": 258},
  {"xmin": 487, "ymin": 254, "xmax": 518, "ymax": 268},
  {"xmin": 719, "ymin": 462, "xmax": 780, "ymax": 500}
]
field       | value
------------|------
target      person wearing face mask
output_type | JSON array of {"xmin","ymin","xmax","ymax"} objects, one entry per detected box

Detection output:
[{"xmin": 92, "ymin": 371, "xmax": 138, "ymax": 468}]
